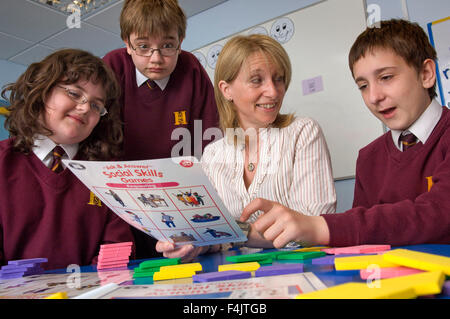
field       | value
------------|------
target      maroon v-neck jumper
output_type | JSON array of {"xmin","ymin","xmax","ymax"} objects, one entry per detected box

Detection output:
[
  {"xmin": 0, "ymin": 139, "xmax": 134, "ymax": 270},
  {"xmin": 323, "ymin": 107, "xmax": 450, "ymax": 246},
  {"xmin": 103, "ymin": 48, "xmax": 219, "ymax": 161}
]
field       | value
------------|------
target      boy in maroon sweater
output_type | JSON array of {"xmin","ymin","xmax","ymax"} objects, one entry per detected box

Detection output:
[
  {"xmin": 240, "ymin": 19, "xmax": 450, "ymax": 247},
  {"xmin": 103, "ymin": 0, "xmax": 219, "ymax": 258},
  {"xmin": 103, "ymin": 0, "xmax": 219, "ymax": 161},
  {"xmin": 0, "ymin": 49, "xmax": 133, "ymax": 270}
]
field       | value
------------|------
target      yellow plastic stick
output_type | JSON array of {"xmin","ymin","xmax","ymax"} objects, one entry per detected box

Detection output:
[
  {"xmin": 334, "ymin": 254, "xmax": 398, "ymax": 270},
  {"xmin": 159, "ymin": 262, "xmax": 202, "ymax": 272},
  {"xmin": 296, "ymin": 282, "xmax": 416, "ymax": 299},
  {"xmin": 380, "ymin": 270, "xmax": 445, "ymax": 295},
  {"xmin": 153, "ymin": 269, "xmax": 196, "ymax": 281},
  {"xmin": 383, "ymin": 249, "xmax": 450, "ymax": 275},
  {"xmin": 44, "ymin": 292, "xmax": 68, "ymax": 299},
  {"xmin": 218, "ymin": 262, "xmax": 260, "ymax": 272}
]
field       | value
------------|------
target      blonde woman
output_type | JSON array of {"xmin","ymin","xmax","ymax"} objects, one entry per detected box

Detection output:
[{"xmin": 156, "ymin": 34, "xmax": 336, "ymax": 260}]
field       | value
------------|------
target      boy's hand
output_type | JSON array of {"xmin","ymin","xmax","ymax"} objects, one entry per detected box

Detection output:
[{"xmin": 240, "ymin": 198, "xmax": 330, "ymax": 248}]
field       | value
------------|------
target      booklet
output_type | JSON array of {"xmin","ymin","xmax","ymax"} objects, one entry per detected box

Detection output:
[{"xmin": 63, "ymin": 157, "xmax": 247, "ymax": 247}]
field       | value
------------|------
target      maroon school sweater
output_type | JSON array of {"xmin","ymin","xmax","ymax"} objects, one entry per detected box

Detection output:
[
  {"xmin": 103, "ymin": 48, "xmax": 219, "ymax": 160},
  {"xmin": 0, "ymin": 139, "xmax": 134, "ymax": 270},
  {"xmin": 323, "ymin": 107, "xmax": 450, "ymax": 246}
]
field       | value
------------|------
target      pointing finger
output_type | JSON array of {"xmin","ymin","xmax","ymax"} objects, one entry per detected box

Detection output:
[{"xmin": 240, "ymin": 198, "xmax": 275, "ymax": 222}]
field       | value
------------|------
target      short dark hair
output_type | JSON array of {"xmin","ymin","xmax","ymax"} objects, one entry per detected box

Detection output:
[
  {"xmin": 120, "ymin": 0, "xmax": 186, "ymax": 41},
  {"xmin": 349, "ymin": 19, "xmax": 437, "ymax": 99}
]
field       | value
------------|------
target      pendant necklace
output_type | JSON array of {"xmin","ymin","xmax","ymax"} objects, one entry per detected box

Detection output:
[{"xmin": 247, "ymin": 162, "xmax": 255, "ymax": 172}]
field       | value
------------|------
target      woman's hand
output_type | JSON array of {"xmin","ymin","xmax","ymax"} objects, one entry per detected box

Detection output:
[{"xmin": 155, "ymin": 241, "xmax": 221, "ymax": 262}]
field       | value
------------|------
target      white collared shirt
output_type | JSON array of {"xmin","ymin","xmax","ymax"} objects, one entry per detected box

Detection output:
[
  {"xmin": 135, "ymin": 67, "xmax": 170, "ymax": 91},
  {"xmin": 391, "ymin": 99, "xmax": 443, "ymax": 151},
  {"xmin": 32, "ymin": 135, "xmax": 78, "ymax": 169}
]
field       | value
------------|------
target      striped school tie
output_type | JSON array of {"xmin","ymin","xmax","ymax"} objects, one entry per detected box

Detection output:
[
  {"xmin": 146, "ymin": 80, "xmax": 158, "ymax": 90},
  {"xmin": 399, "ymin": 133, "xmax": 418, "ymax": 151},
  {"xmin": 50, "ymin": 146, "xmax": 65, "ymax": 173}
]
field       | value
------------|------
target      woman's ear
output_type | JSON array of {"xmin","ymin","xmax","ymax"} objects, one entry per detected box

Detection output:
[{"xmin": 218, "ymin": 80, "xmax": 232, "ymax": 101}]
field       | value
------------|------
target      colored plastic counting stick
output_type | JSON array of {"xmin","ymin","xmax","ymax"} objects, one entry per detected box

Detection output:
[
  {"xmin": 322, "ymin": 245, "xmax": 391, "ymax": 255},
  {"xmin": 153, "ymin": 269, "xmax": 196, "ymax": 281},
  {"xmin": 8, "ymin": 258, "xmax": 48, "ymax": 265},
  {"xmin": 218, "ymin": 262, "xmax": 260, "ymax": 272},
  {"xmin": 160, "ymin": 263, "xmax": 202, "ymax": 272},
  {"xmin": 442, "ymin": 280, "xmax": 450, "ymax": 296},
  {"xmin": 334, "ymin": 254, "xmax": 397, "ymax": 270},
  {"xmin": 193, "ymin": 270, "xmax": 251, "ymax": 283},
  {"xmin": 254, "ymin": 264, "xmax": 303, "ymax": 277},
  {"xmin": 226, "ymin": 253, "xmax": 272, "ymax": 263},
  {"xmin": 138, "ymin": 258, "xmax": 180, "ymax": 269},
  {"xmin": 383, "ymin": 249, "xmax": 450, "ymax": 276},
  {"xmin": 133, "ymin": 271, "xmax": 157, "ymax": 278},
  {"xmin": 380, "ymin": 270, "xmax": 445, "ymax": 296},
  {"xmin": 45, "ymin": 292, "xmax": 68, "ymax": 299},
  {"xmin": 296, "ymin": 282, "xmax": 416, "ymax": 299},
  {"xmin": 100, "ymin": 242, "xmax": 133, "ymax": 249},
  {"xmin": 277, "ymin": 251, "xmax": 326, "ymax": 260},
  {"xmin": 360, "ymin": 266, "xmax": 423, "ymax": 280},
  {"xmin": 133, "ymin": 277, "xmax": 154, "ymax": 285},
  {"xmin": 311, "ymin": 255, "xmax": 336, "ymax": 265}
]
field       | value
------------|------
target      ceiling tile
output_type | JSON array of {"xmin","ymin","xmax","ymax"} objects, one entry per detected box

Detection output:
[
  {"xmin": 0, "ymin": 33, "xmax": 33, "ymax": 60},
  {"xmin": 0, "ymin": 0, "xmax": 67, "ymax": 43},
  {"xmin": 84, "ymin": 0, "xmax": 123, "ymax": 35},
  {"xmin": 8, "ymin": 44, "xmax": 55, "ymax": 66},
  {"xmin": 179, "ymin": 0, "xmax": 229, "ymax": 17},
  {"xmin": 0, "ymin": 0, "xmax": 230, "ymax": 66},
  {"xmin": 41, "ymin": 22, "xmax": 124, "ymax": 57}
]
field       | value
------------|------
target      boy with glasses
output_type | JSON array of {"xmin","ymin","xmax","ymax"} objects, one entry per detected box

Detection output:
[
  {"xmin": 103, "ymin": 0, "xmax": 219, "ymax": 258},
  {"xmin": 103, "ymin": 0, "xmax": 218, "ymax": 161}
]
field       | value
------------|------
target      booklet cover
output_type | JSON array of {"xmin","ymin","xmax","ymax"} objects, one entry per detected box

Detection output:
[{"xmin": 63, "ymin": 157, "xmax": 247, "ymax": 247}]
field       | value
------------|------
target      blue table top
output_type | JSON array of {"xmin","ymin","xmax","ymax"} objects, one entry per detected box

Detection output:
[{"xmin": 45, "ymin": 244, "xmax": 450, "ymax": 299}]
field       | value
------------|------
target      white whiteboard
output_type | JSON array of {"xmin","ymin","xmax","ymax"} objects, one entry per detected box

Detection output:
[{"xmin": 192, "ymin": 0, "xmax": 384, "ymax": 179}]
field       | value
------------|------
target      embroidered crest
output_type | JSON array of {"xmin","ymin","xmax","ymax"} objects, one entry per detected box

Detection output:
[
  {"xmin": 87, "ymin": 191, "xmax": 102, "ymax": 206},
  {"xmin": 174, "ymin": 110, "xmax": 188, "ymax": 125}
]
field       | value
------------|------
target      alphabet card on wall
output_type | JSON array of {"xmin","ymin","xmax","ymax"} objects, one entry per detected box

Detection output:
[{"xmin": 63, "ymin": 157, "xmax": 247, "ymax": 247}]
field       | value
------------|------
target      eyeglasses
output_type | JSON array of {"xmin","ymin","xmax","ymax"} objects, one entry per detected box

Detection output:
[
  {"xmin": 57, "ymin": 85, "xmax": 107, "ymax": 116},
  {"xmin": 128, "ymin": 39, "xmax": 180, "ymax": 57}
]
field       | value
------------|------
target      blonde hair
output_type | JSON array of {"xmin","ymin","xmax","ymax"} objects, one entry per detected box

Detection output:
[
  {"xmin": 120, "ymin": 0, "xmax": 186, "ymax": 40},
  {"xmin": 214, "ymin": 34, "xmax": 294, "ymax": 133}
]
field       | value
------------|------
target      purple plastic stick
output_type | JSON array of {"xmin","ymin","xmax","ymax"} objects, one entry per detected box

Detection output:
[
  {"xmin": 8, "ymin": 258, "xmax": 48, "ymax": 266},
  {"xmin": 442, "ymin": 280, "xmax": 450, "ymax": 296},
  {"xmin": 192, "ymin": 270, "xmax": 251, "ymax": 283},
  {"xmin": 254, "ymin": 264, "xmax": 303, "ymax": 277}
]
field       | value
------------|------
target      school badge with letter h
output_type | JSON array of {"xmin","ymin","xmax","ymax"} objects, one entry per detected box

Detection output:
[{"xmin": 174, "ymin": 110, "xmax": 188, "ymax": 125}]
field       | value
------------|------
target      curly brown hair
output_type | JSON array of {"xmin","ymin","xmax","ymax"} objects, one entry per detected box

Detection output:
[{"xmin": 1, "ymin": 48, "xmax": 123, "ymax": 160}]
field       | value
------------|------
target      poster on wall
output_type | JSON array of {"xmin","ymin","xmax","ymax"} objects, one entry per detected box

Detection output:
[{"xmin": 428, "ymin": 16, "xmax": 450, "ymax": 108}]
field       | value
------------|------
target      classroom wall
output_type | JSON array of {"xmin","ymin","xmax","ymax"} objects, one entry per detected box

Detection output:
[
  {"xmin": 182, "ymin": 0, "xmax": 450, "ymax": 213},
  {"xmin": 0, "ymin": 59, "xmax": 26, "ymax": 140}
]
